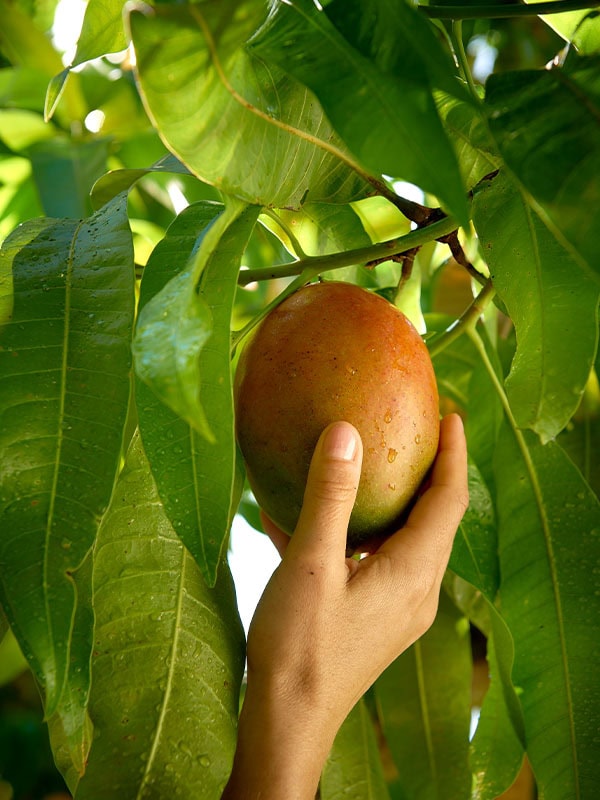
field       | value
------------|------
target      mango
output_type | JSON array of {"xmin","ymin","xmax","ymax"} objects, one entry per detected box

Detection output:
[{"xmin": 234, "ymin": 281, "xmax": 440, "ymax": 551}]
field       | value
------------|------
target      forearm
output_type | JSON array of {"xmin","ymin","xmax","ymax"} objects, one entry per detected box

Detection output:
[{"xmin": 222, "ymin": 681, "xmax": 338, "ymax": 800}]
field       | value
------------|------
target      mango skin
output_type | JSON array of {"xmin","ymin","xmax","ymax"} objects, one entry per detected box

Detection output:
[{"xmin": 234, "ymin": 281, "xmax": 440, "ymax": 551}]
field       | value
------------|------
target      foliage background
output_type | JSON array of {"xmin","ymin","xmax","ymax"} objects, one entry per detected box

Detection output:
[{"xmin": 0, "ymin": 1, "xmax": 599, "ymax": 799}]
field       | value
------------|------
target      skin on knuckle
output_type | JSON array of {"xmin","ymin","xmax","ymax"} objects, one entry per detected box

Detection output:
[
  {"xmin": 456, "ymin": 488, "xmax": 470, "ymax": 515},
  {"xmin": 310, "ymin": 473, "xmax": 358, "ymax": 505},
  {"xmin": 416, "ymin": 594, "xmax": 439, "ymax": 635}
]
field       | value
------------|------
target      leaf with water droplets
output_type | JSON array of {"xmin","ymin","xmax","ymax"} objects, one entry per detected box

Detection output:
[
  {"xmin": 76, "ymin": 433, "xmax": 245, "ymax": 799},
  {"xmin": 135, "ymin": 199, "xmax": 259, "ymax": 585},
  {"xmin": 0, "ymin": 194, "xmax": 134, "ymax": 720},
  {"xmin": 473, "ymin": 171, "xmax": 599, "ymax": 442}
]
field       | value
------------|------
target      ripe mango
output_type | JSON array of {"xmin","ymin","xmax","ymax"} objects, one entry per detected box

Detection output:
[{"xmin": 234, "ymin": 281, "xmax": 439, "ymax": 551}]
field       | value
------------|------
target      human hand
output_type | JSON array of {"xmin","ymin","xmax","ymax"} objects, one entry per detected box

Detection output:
[{"xmin": 222, "ymin": 414, "xmax": 468, "ymax": 800}]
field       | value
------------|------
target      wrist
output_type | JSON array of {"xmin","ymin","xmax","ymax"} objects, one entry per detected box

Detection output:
[{"xmin": 222, "ymin": 677, "xmax": 338, "ymax": 800}]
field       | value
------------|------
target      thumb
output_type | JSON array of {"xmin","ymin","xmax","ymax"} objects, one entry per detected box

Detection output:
[{"xmin": 287, "ymin": 421, "xmax": 363, "ymax": 563}]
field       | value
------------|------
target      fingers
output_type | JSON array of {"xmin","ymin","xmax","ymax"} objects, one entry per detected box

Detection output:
[
  {"xmin": 286, "ymin": 422, "xmax": 363, "ymax": 564},
  {"xmin": 378, "ymin": 413, "xmax": 468, "ymax": 569}
]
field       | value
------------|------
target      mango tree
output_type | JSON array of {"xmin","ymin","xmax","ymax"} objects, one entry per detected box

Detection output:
[{"xmin": 0, "ymin": 1, "xmax": 598, "ymax": 798}]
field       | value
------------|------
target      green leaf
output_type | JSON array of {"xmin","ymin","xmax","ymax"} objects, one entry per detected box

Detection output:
[
  {"xmin": 525, "ymin": 1, "xmax": 600, "ymax": 53},
  {"xmin": 484, "ymin": 55, "xmax": 600, "ymax": 284},
  {"xmin": 472, "ymin": 171, "xmax": 599, "ymax": 442},
  {"xmin": 437, "ymin": 93, "xmax": 500, "ymax": 189},
  {"xmin": 45, "ymin": 0, "xmax": 128, "ymax": 120},
  {"xmin": 136, "ymin": 272, "xmax": 213, "ymax": 441},
  {"xmin": 432, "ymin": 324, "xmax": 527, "ymax": 795},
  {"xmin": 492, "ymin": 419, "xmax": 600, "ymax": 800},
  {"xmin": 429, "ymin": 314, "xmax": 504, "ymax": 490},
  {"xmin": 252, "ymin": 0, "xmax": 468, "ymax": 223},
  {"xmin": 558, "ymin": 383, "xmax": 600, "ymax": 494},
  {"xmin": 135, "ymin": 199, "xmax": 260, "ymax": 584},
  {"xmin": 72, "ymin": 0, "xmax": 128, "ymax": 66},
  {"xmin": 0, "ymin": 603, "xmax": 8, "ymax": 642},
  {"xmin": 269, "ymin": 202, "xmax": 371, "ymax": 258},
  {"xmin": 326, "ymin": 0, "xmax": 467, "ymax": 101},
  {"xmin": 449, "ymin": 460, "xmax": 499, "ymax": 602},
  {"xmin": 0, "ymin": 625, "xmax": 28, "ymax": 686},
  {"xmin": 128, "ymin": 1, "xmax": 368, "ymax": 209},
  {"xmin": 0, "ymin": 194, "xmax": 134, "ymax": 716},
  {"xmin": 375, "ymin": 590, "xmax": 472, "ymax": 800},
  {"xmin": 44, "ymin": 68, "xmax": 70, "ymax": 123},
  {"xmin": 46, "ymin": 548, "xmax": 95, "ymax": 794},
  {"xmin": 29, "ymin": 138, "xmax": 112, "ymax": 219},
  {"xmin": 90, "ymin": 153, "xmax": 191, "ymax": 210},
  {"xmin": 76, "ymin": 433, "xmax": 245, "ymax": 800},
  {"xmin": 0, "ymin": 108, "xmax": 57, "ymax": 151},
  {"xmin": 321, "ymin": 698, "xmax": 391, "ymax": 800},
  {"xmin": 0, "ymin": 0, "xmax": 86, "ymax": 123},
  {"xmin": 470, "ymin": 605, "xmax": 526, "ymax": 800}
]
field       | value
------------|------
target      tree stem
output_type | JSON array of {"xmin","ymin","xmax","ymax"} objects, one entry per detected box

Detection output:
[
  {"xmin": 420, "ymin": 1, "xmax": 599, "ymax": 21},
  {"xmin": 428, "ymin": 279, "xmax": 496, "ymax": 357},
  {"xmin": 231, "ymin": 269, "xmax": 313, "ymax": 353},
  {"xmin": 238, "ymin": 216, "xmax": 458, "ymax": 286},
  {"xmin": 451, "ymin": 20, "xmax": 480, "ymax": 100}
]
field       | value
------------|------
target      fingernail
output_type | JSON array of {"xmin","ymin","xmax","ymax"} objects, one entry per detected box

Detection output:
[{"xmin": 323, "ymin": 422, "xmax": 358, "ymax": 461}]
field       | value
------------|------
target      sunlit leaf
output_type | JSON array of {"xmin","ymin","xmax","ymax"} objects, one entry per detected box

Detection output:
[
  {"xmin": 72, "ymin": 0, "xmax": 128, "ymax": 66},
  {"xmin": 90, "ymin": 153, "xmax": 191, "ymax": 210},
  {"xmin": 45, "ymin": 0, "xmax": 128, "ymax": 118},
  {"xmin": 0, "ymin": 108, "xmax": 56, "ymax": 151},
  {"xmin": 76, "ymin": 433, "xmax": 245, "ymax": 799},
  {"xmin": 375, "ymin": 591, "xmax": 472, "ymax": 800},
  {"xmin": 270, "ymin": 203, "xmax": 370, "ymax": 258},
  {"xmin": 321, "ymin": 698, "xmax": 391, "ymax": 800},
  {"xmin": 473, "ymin": 171, "xmax": 599, "ymax": 442},
  {"xmin": 0, "ymin": 194, "xmax": 134, "ymax": 716},
  {"xmin": 44, "ymin": 68, "xmax": 70, "ymax": 123},
  {"xmin": 128, "ymin": 0, "xmax": 368, "ymax": 209},
  {"xmin": 0, "ymin": 0, "xmax": 86, "ymax": 123},
  {"xmin": 135, "ymin": 199, "xmax": 260, "ymax": 584},
  {"xmin": 484, "ymin": 55, "xmax": 600, "ymax": 284},
  {"xmin": 525, "ymin": 1, "xmax": 600, "ymax": 53},
  {"xmin": 252, "ymin": 0, "xmax": 468, "ymax": 223}
]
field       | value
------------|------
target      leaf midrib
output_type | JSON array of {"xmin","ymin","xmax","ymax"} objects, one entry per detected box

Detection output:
[
  {"xmin": 136, "ymin": 543, "xmax": 187, "ymax": 797},
  {"xmin": 43, "ymin": 217, "xmax": 84, "ymax": 712},
  {"xmin": 414, "ymin": 640, "xmax": 438, "ymax": 789},
  {"xmin": 470, "ymin": 328, "xmax": 579, "ymax": 797}
]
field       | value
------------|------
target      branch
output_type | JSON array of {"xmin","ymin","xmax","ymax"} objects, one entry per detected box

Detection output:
[
  {"xmin": 238, "ymin": 215, "xmax": 458, "ymax": 285},
  {"xmin": 437, "ymin": 230, "xmax": 487, "ymax": 287},
  {"xmin": 364, "ymin": 175, "xmax": 437, "ymax": 225},
  {"xmin": 420, "ymin": 1, "xmax": 600, "ymax": 20}
]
